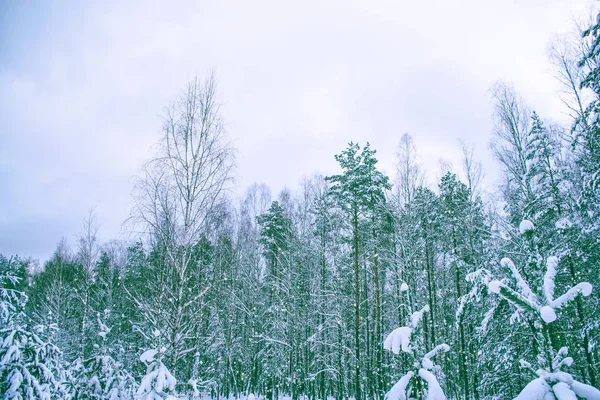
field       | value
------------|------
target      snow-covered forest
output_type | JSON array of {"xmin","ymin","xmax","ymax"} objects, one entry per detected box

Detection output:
[{"xmin": 3, "ymin": 7, "xmax": 600, "ymax": 400}]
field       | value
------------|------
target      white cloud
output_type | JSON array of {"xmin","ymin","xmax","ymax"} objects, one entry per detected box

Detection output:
[{"xmin": 0, "ymin": 0, "xmax": 595, "ymax": 260}]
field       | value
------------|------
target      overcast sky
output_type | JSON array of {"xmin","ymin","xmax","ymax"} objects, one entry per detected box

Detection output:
[{"xmin": 0, "ymin": 0, "xmax": 595, "ymax": 261}]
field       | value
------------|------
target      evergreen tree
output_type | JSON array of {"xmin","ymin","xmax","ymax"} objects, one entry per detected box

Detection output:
[
  {"xmin": 326, "ymin": 142, "xmax": 391, "ymax": 400},
  {"xmin": 484, "ymin": 229, "xmax": 598, "ymax": 399},
  {"xmin": 437, "ymin": 172, "xmax": 488, "ymax": 400},
  {"xmin": 137, "ymin": 346, "xmax": 178, "ymax": 400},
  {"xmin": 69, "ymin": 314, "xmax": 135, "ymax": 399},
  {"xmin": 0, "ymin": 256, "xmax": 64, "ymax": 400}
]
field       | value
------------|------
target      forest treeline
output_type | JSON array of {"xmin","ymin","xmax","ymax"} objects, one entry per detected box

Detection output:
[{"xmin": 2, "ymin": 10, "xmax": 600, "ymax": 400}]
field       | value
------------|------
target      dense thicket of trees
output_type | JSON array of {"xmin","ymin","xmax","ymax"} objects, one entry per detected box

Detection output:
[{"xmin": 2, "ymin": 12, "xmax": 600, "ymax": 400}]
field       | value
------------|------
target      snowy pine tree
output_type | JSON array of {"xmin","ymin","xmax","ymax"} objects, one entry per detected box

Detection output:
[
  {"xmin": 0, "ymin": 256, "xmax": 64, "ymax": 400},
  {"xmin": 484, "ymin": 222, "xmax": 598, "ymax": 399},
  {"xmin": 69, "ymin": 313, "xmax": 135, "ymax": 399},
  {"xmin": 137, "ymin": 346, "xmax": 179, "ymax": 400},
  {"xmin": 326, "ymin": 142, "xmax": 392, "ymax": 400}
]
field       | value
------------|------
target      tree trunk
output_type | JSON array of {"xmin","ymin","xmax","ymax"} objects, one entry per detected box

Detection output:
[
  {"xmin": 353, "ymin": 206, "xmax": 361, "ymax": 400},
  {"xmin": 372, "ymin": 214, "xmax": 383, "ymax": 400},
  {"xmin": 567, "ymin": 257, "xmax": 596, "ymax": 386}
]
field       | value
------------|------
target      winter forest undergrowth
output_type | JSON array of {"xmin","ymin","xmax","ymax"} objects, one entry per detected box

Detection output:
[{"xmin": 3, "ymin": 9, "xmax": 600, "ymax": 400}]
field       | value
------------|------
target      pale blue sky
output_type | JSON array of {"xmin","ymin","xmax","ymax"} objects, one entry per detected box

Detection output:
[{"xmin": 0, "ymin": 0, "xmax": 595, "ymax": 261}]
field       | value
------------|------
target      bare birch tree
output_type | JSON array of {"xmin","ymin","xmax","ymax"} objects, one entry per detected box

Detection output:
[
  {"xmin": 490, "ymin": 81, "xmax": 534, "ymax": 222},
  {"xmin": 459, "ymin": 139, "xmax": 484, "ymax": 201},
  {"xmin": 394, "ymin": 133, "xmax": 424, "ymax": 208},
  {"xmin": 130, "ymin": 73, "xmax": 235, "ymax": 381},
  {"xmin": 75, "ymin": 208, "xmax": 100, "ymax": 358}
]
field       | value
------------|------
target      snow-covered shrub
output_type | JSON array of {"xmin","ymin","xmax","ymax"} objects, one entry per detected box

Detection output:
[
  {"xmin": 61, "ymin": 314, "xmax": 135, "ymax": 399},
  {"xmin": 0, "ymin": 261, "xmax": 64, "ymax": 399},
  {"xmin": 62, "ymin": 357, "xmax": 85, "ymax": 398},
  {"xmin": 0, "ymin": 326, "xmax": 65, "ymax": 400},
  {"xmin": 137, "ymin": 347, "xmax": 178, "ymax": 399},
  {"xmin": 69, "ymin": 314, "xmax": 135, "ymax": 399},
  {"xmin": 75, "ymin": 354, "xmax": 135, "ymax": 399},
  {"xmin": 383, "ymin": 285, "xmax": 449, "ymax": 400}
]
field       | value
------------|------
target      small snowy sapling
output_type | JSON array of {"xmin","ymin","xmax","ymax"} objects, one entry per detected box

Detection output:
[
  {"xmin": 384, "ymin": 284, "xmax": 449, "ymax": 400},
  {"xmin": 137, "ymin": 345, "xmax": 179, "ymax": 400}
]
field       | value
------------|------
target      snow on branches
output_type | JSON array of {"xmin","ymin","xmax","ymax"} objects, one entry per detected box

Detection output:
[
  {"xmin": 483, "ymin": 233, "xmax": 598, "ymax": 399},
  {"xmin": 519, "ymin": 219, "xmax": 535, "ymax": 234},
  {"xmin": 0, "ymin": 262, "xmax": 63, "ymax": 400},
  {"xmin": 514, "ymin": 358, "xmax": 600, "ymax": 400},
  {"xmin": 137, "ymin": 346, "xmax": 178, "ymax": 400},
  {"xmin": 384, "ymin": 286, "xmax": 449, "ymax": 400},
  {"xmin": 487, "ymin": 254, "xmax": 592, "ymax": 324},
  {"xmin": 0, "ymin": 326, "xmax": 63, "ymax": 400},
  {"xmin": 66, "ymin": 315, "xmax": 134, "ymax": 399}
]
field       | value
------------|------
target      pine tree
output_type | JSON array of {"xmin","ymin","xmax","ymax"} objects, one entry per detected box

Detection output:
[
  {"xmin": 256, "ymin": 199, "xmax": 295, "ymax": 399},
  {"xmin": 258, "ymin": 200, "xmax": 293, "ymax": 290},
  {"xmin": 0, "ymin": 256, "xmax": 64, "ymax": 400},
  {"xmin": 437, "ymin": 172, "xmax": 488, "ymax": 400},
  {"xmin": 411, "ymin": 187, "xmax": 440, "ymax": 351},
  {"xmin": 326, "ymin": 142, "xmax": 391, "ymax": 400},
  {"xmin": 27, "ymin": 243, "xmax": 87, "ymax": 362},
  {"xmin": 69, "ymin": 314, "xmax": 135, "ymax": 399},
  {"xmin": 483, "ymin": 221, "xmax": 598, "ymax": 399}
]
